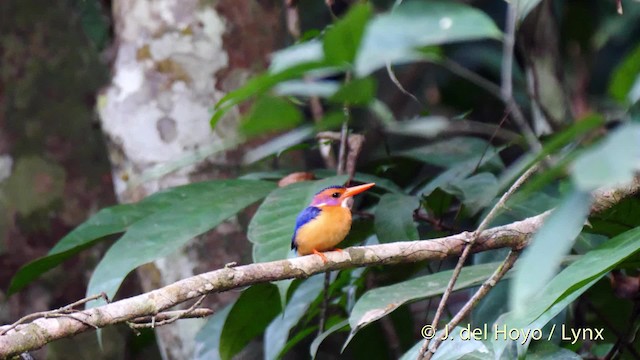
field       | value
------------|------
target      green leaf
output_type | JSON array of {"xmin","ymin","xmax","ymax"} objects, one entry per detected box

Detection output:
[
  {"xmin": 240, "ymin": 96, "xmax": 303, "ymax": 137},
  {"xmin": 355, "ymin": 1, "xmax": 502, "ymax": 75},
  {"xmin": 589, "ymin": 197, "xmax": 640, "ymax": 238},
  {"xmin": 9, "ymin": 184, "xmax": 212, "ymax": 295},
  {"xmin": 347, "ymin": 262, "xmax": 508, "ymax": 342},
  {"xmin": 310, "ymin": 320, "xmax": 349, "ymax": 359},
  {"xmin": 368, "ymin": 98, "xmax": 397, "ymax": 125},
  {"xmin": 242, "ymin": 126, "xmax": 315, "ymax": 164},
  {"xmin": 323, "ymin": 3, "xmax": 372, "ymax": 65},
  {"xmin": 511, "ymin": 226, "xmax": 640, "ymax": 328},
  {"xmin": 274, "ymin": 80, "xmax": 340, "ymax": 98},
  {"xmin": 194, "ymin": 303, "xmax": 234, "ymax": 360},
  {"xmin": 249, "ymin": 176, "xmax": 349, "ymax": 264},
  {"xmin": 385, "ymin": 116, "xmax": 449, "ymax": 138},
  {"xmin": 571, "ymin": 123, "xmax": 640, "ymax": 191},
  {"xmin": 264, "ymin": 275, "xmax": 325, "ymax": 360},
  {"xmin": 329, "ymin": 77, "xmax": 377, "ymax": 105},
  {"xmin": 220, "ymin": 284, "xmax": 282, "ymax": 360},
  {"xmin": 400, "ymin": 328, "xmax": 491, "ymax": 360},
  {"xmin": 445, "ymin": 172, "xmax": 499, "ymax": 214},
  {"xmin": 374, "ymin": 194, "xmax": 419, "ymax": 243},
  {"xmin": 415, "ymin": 142, "xmax": 503, "ymax": 197},
  {"xmin": 210, "ymin": 62, "xmax": 327, "ymax": 128},
  {"xmin": 270, "ymin": 40, "xmax": 324, "ymax": 73},
  {"xmin": 314, "ymin": 170, "xmax": 404, "ymax": 194},
  {"xmin": 514, "ymin": 0, "xmax": 544, "ymax": 22},
  {"xmin": 608, "ymin": 44, "xmax": 640, "ymax": 104},
  {"xmin": 400, "ymin": 137, "xmax": 498, "ymax": 168},
  {"xmin": 525, "ymin": 341, "xmax": 582, "ymax": 360},
  {"xmin": 511, "ymin": 190, "xmax": 592, "ymax": 319},
  {"xmin": 86, "ymin": 180, "xmax": 276, "ymax": 305}
]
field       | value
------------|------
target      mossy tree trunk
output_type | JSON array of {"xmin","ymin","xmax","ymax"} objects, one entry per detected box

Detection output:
[{"xmin": 98, "ymin": 0, "xmax": 284, "ymax": 358}]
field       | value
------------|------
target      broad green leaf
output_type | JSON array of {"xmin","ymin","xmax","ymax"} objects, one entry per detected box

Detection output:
[
  {"xmin": 514, "ymin": 0, "xmax": 544, "ymax": 22},
  {"xmin": 348, "ymin": 262, "xmax": 508, "ymax": 341},
  {"xmin": 220, "ymin": 284, "xmax": 281, "ymax": 360},
  {"xmin": 270, "ymin": 40, "xmax": 324, "ymax": 73},
  {"xmin": 9, "ymin": 183, "xmax": 215, "ymax": 295},
  {"xmin": 310, "ymin": 319, "xmax": 349, "ymax": 359},
  {"xmin": 589, "ymin": 197, "xmax": 640, "ymax": 238},
  {"xmin": 240, "ymin": 96, "xmax": 303, "ymax": 137},
  {"xmin": 374, "ymin": 194, "xmax": 419, "ymax": 243},
  {"xmin": 511, "ymin": 190, "xmax": 592, "ymax": 319},
  {"xmin": 329, "ymin": 77, "xmax": 377, "ymax": 105},
  {"xmin": 525, "ymin": 342, "xmax": 582, "ymax": 360},
  {"xmin": 445, "ymin": 172, "xmax": 499, "ymax": 214},
  {"xmin": 274, "ymin": 80, "xmax": 340, "ymax": 98},
  {"xmin": 280, "ymin": 326, "xmax": 318, "ymax": 357},
  {"xmin": 355, "ymin": 1, "xmax": 502, "ymax": 75},
  {"xmin": 400, "ymin": 137, "xmax": 498, "ymax": 168},
  {"xmin": 608, "ymin": 44, "xmax": 640, "ymax": 104},
  {"xmin": 323, "ymin": 3, "xmax": 372, "ymax": 65},
  {"xmin": 264, "ymin": 274, "xmax": 325, "ymax": 360},
  {"xmin": 314, "ymin": 170, "xmax": 404, "ymax": 194},
  {"xmin": 571, "ymin": 123, "xmax": 640, "ymax": 191},
  {"xmin": 249, "ymin": 176, "xmax": 348, "ymax": 264},
  {"xmin": 86, "ymin": 180, "xmax": 276, "ymax": 305},
  {"xmin": 385, "ymin": 116, "xmax": 449, "ymax": 138},
  {"xmin": 368, "ymin": 98, "xmax": 397, "ymax": 125},
  {"xmin": 210, "ymin": 62, "xmax": 327, "ymax": 127},
  {"xmin": 499, "ymin": 114, "xmax": 604, "ymax": 193},
  {"xmin": 400, "ymin": 327, "xmax": 491, "ymax": 360},
  {"xmin": 194, "ymin": 303, "xmax": 234, "ymax": 360},
  {"xmin": 492, "ymin": 276, "xmax": 602, "ymax": 358},
  {"xmin": 510, "ymin": 226, "xmax": 640, "ymax": 328},
  {"xmin": 242, "ymin": 126, "xmax": 315, "ymax": 165},
  {"xmin": 417, "ymin": 145, "xmax": 503, "ymax": 197}
]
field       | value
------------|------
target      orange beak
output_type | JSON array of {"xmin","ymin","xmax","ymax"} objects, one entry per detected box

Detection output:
[{"xmin": 341, "ymin": 182, "xmax": 375, "ymax": 199}]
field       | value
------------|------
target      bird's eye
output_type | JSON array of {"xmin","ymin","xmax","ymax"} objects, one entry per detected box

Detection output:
[{"xmin": 331, "ymin": 192, "xmax": 340, "ymax": 198}]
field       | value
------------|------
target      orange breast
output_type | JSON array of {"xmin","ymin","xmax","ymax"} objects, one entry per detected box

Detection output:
[{"xmin": 295, "ymin": 206, "xmax": 352, "ymax": 255}]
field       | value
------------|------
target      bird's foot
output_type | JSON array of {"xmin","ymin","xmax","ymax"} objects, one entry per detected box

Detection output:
[
  {"xmin": 333, "ymin": 248, "xmax": 343, "ymax": 253},
  {"xmin": 312, "ymin": 249, "xmax": 329, "ymax": 264}
]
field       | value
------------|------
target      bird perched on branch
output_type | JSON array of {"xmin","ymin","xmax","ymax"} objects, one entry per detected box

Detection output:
[{"xmin": 291, "ymin": 183, "xmax": 375, "ymax": 263}]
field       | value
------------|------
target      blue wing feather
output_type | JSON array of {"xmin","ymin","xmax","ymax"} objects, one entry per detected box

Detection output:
[{"xmin": 291, "ymin": 206, "xmax": 322, "ymax": 250}]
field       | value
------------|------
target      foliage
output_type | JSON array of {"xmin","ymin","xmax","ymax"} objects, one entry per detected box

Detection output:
[{"xmin": 8, "ymin": 0, "xmax": 640, "ymax": 359}]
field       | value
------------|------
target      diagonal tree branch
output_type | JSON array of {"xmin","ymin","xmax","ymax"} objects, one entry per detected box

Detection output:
[{"xmin": 0, "ymin": 177, "xmax": 638, "ymax": 358}]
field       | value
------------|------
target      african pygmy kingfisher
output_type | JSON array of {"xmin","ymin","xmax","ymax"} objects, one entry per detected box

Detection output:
[{"xmin": 291, "ymin": 183, "xmax": 375, "ymax": 263}]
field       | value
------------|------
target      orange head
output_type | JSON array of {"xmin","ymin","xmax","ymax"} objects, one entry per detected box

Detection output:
[{"xmin": 310, "ymin": 183, "xmax": 375, "ymax": 208}]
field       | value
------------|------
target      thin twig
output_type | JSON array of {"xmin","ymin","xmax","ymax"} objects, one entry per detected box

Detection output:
[
  {"xmin": 423, "ymin": 250, "xmax": 521, "ymax": 359},
  {"xmin": 0, "ymin": 293, "xmax": 108, "ymax": 336},
  {"xmin": 477, "ymin": 163, "xmax": 540, "ymax": 233},
  {"xmin": 345, "ymin": 134, "xmax": 364, "ymax": 183},
  {"xmin": 337, "ymin": 77, "xmax": 351, "ymax": 176},
  {"xmin": 318, "ymin": 272, "xmax": 332, "ymax": 336},
  {"xmin": 386, "ymin": 62, "xmax": 422, "ymax": 106},
  {"xmin": 128, "ymin": 295, "xmax": 208, "ymax": 330},
  {"xmin": 284, "ymin": 0, "xmax": 336, "ymax": 169},
  {"xmin": 284, "ymin": 0, "xmax": 301, "ymax": 38},
  {"xmin": 605, "ymin": 300, "xmax": 640, "ymax": 360},
  {"xmin": 585, "ymin": 299, "xmax": 640, "ymax": 359},
  {"xmin": 129, "ymin": 309, "xmax": 213, "ymax": 324},
  {"xmin": 440, "ymin": 58, "xmax": 503, "ymax": 100},
  {"xmin": 418, "ymin": 163, "xmax": 540, "ymax": 359},
  {"xmin": 501, "ymin": 2, "xmax": 543, "ymax": 153},
  {"xmin": 321, "ymin": 72, "xmax": 350, "ymax": 331}
]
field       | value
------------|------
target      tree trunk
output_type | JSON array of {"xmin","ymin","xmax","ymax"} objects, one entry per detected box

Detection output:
[{"xmin": 98, "ymin": 0, "xmax": 283, "ymax": 358}]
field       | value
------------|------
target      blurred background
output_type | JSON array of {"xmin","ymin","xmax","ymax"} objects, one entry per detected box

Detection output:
[{"xmin": 1, "ymin": 0, "xmax": 639, "ymax": 358}]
